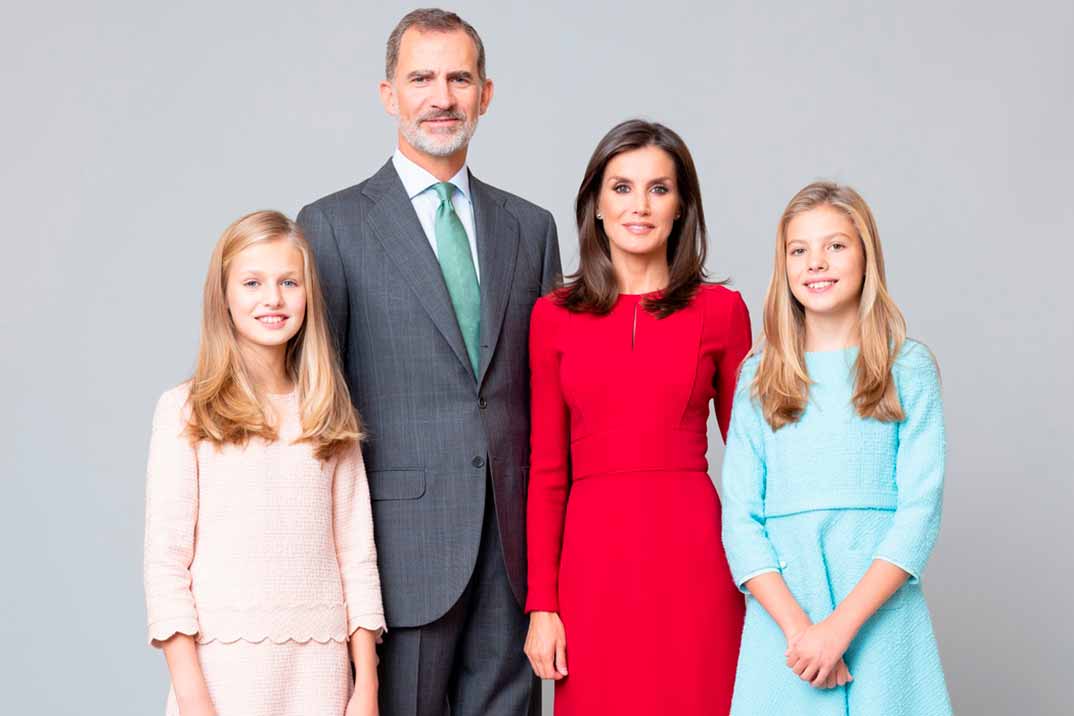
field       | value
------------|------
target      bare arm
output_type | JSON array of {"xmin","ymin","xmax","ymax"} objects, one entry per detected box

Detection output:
[
  {"xmin": 161, "ymin": 634, "xmax": 215, "ymax": 716},
  {"xmin": 347, "ymin": 627, "xmax": 379, "ymax": 715},
  {"xmin": 743, "ymin": 572, "xmax": 812, "ymax": 640}
]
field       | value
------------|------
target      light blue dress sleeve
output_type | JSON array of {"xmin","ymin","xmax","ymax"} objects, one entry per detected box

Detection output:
[
  {"xmin": 720, "ymin": 363, "xmax": 781, "ymax": 592},
  {"xmin": 872, "ymin": 342, "xmax": 946, "ymax": 583}
]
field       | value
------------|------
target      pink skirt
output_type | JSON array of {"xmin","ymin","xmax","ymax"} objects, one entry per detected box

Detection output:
[{"xmin": 165, "ymin": 639, "xmax": 351, "ymax": 716}]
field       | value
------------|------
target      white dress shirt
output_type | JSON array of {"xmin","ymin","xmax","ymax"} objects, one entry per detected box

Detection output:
[{"xmin": 391, "ymin": 149, "xmax": 480, "ymax": 281}]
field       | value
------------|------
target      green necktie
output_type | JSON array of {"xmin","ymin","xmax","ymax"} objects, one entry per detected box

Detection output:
[{"xmin": 432, "ymin": 181, "xmax": 481, "ymax": 376}]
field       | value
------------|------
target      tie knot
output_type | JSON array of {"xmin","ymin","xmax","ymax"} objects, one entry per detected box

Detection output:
[{"xmin": 432, "ymin": 181, "xmax": 456, "ymax": 204}]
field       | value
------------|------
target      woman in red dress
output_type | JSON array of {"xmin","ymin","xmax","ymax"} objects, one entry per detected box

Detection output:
[{"xmin": 524, "ymin": 120, "xmax": 752, "ymax": 714}]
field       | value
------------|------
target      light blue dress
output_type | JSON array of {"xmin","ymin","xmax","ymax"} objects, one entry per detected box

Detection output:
[{"xmin": 721, "ymin": 341, "xmax": 952, "ymax": 715}]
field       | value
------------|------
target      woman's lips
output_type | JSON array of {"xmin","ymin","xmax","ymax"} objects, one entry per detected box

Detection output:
[
  {"xmin": 255, "ymin": 315, "xmax": 289, "ymax": 329},
  {"xmin": 804, "ymin": 279, "xmax": 838, "ymax": 293}
]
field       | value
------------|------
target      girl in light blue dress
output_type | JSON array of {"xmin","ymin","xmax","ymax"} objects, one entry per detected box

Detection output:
[{"xmin": 722, "ymin": 181, "xmax": 952, "ymax": 715}]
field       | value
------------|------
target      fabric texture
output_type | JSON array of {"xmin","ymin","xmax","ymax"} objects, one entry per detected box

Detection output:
[
  {"xmin": 144, "ymin": 385, "xmax": 386, "ymax": 647},
  {"xmin": 526, "ymin": 285, "xmax": 752, "ymax": 715},
  {"xmin": 144, "ymin": 385, "xmax": 386, "ymax": 714},
  {"xmin": 390, "ymin": 149, "xmax": 479, "ymax": 277},
  {"xmin": 721, "ymin": 343, "xmax": 952, "ymax": 715},
  {"xmin": 297, "ymin": 158, "xmax": 560, "ymax": 715},
  {"xmin": 297, "ymin": 159, "xmax": 561, "ymax": 628},
  {"xmin": 163, "ymin": 639, "xmax": 352, "ymax": 716},
  {"xmin": 433, "ymin": 181, "xmax": 481, "ymax": 375},
  {"xmin": 376, "ymin": 477, "xmax": 538, "ymax": 716}
]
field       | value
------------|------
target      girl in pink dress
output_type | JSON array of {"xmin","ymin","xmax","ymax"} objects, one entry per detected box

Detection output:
[{"xmin": 144, "ymin": 210, "xmax": 385, "ymax": 716}]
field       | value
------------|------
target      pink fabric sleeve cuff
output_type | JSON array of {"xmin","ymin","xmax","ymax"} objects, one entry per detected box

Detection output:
[{"xmin": 148, "ymin": 616, "xmax": 199, "ymax": 648}]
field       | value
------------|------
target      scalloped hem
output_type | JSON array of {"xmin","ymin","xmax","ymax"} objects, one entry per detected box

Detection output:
[
  {"xmin": 148, "ymin": 624, "xmax": 200, "ymax": 648},
  {"xmin": 196, "ymin": 632, "xmax": 349, "ymax": 646}
]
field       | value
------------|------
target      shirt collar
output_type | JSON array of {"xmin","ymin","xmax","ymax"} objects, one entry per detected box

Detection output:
[{"xmin": 392, "ymin": 149, "xmax": 471, "ymax": 203}]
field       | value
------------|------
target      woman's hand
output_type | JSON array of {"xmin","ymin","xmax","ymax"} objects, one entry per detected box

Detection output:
[
  {"xmin": 524, "ymin": 611, "xmax": 568, "ymax": 680},
  {"xmin": 785, "ymin": 618, "xmax": 855, "ymax": 688}
]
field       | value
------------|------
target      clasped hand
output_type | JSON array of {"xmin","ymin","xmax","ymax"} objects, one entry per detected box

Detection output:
[{"xmin": 785, "ymin": 618, "xmax": 855, "ymax": 689}]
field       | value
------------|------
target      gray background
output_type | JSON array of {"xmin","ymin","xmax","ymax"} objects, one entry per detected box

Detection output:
[{"xmin": 3, "ymin": 1, "xmax": 1070, "ymax": 714}]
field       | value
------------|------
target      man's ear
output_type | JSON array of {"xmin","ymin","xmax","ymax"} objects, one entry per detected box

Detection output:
[
  {"xmin": 379, "ymin": 79, "xmax": 398, "ymax": 116},
  {"xmin": 479, "ymin": 77, "xmax": 494, "ymax": 116}
]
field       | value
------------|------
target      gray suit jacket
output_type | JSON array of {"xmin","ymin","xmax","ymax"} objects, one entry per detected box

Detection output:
[{"xmin": 297, "ymin": 160, "xmax": 561, "ymax": 628}]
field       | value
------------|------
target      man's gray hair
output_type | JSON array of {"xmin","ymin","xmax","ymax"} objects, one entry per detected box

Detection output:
[{"xmin": 385, "ymin": 8, "xmax": 486, "ymax": 81}]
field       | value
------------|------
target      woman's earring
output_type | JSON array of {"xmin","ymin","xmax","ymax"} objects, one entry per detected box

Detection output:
[{"xmin": 596, "ymin": 212, "xmax": 603, "ymax": 220}]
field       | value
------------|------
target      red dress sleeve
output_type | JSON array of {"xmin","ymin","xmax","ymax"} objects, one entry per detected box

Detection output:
[
  {"xmin": 526, "ymin": 296, "xmax": 571, "ymax": 613},
  {"xmin": 713, "ymin": 290, "xmax": 752, "ymax": 442}
]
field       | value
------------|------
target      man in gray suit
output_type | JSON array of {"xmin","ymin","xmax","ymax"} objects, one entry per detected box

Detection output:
[{"xmin": 297, "ymin": 8, "xmax": 560, "ymax": 716}]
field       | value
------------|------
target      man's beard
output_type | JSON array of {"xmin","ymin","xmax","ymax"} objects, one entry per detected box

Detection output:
[{"xmin": 400, "ymin": 109, "xmax": 478, "ymax": 157}]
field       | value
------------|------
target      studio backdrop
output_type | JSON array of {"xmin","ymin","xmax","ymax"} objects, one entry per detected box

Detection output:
[{"xmin": 3, "ymin": 1, "xmax": 1071, "ymax": 714}]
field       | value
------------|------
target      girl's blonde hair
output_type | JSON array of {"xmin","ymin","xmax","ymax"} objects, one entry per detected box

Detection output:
[
  {"xmin": 753, "ymin": 181, "xmax": 907, "ymax": 430},
  {"xmin": 185, "ymin": 210, "xmax": 361, "ymax": 460}
]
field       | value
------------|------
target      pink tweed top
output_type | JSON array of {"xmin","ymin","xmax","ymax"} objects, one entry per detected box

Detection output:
[{"xmin": 143, "ymin": 384, "xmax": 386, "ymax": 647}]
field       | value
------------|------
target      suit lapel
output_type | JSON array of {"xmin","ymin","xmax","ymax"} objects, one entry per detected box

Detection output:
[
  {"xmin": 362, "ymin": 160, "xmax": 474, "ymax": 380},
  {"xmin": 470, "ymin": 173, "xmax": 520, "ymax": 386}
]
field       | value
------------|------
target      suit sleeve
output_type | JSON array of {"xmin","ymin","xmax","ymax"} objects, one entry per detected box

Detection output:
[
  {"xmin": 714, "ymin": 291, "xmax": 752, "ymax": 442},
  {"xmin": 332, "ymin": 442, "xmax": 387, "ymax": 639},
  {"xmin": 720, "ymin": 369, "xmax": 782, "ymax": 592},
  {"xmin": 872, "ymin": 345, "xmax": 946, "ymax": 583},
  {"xmin": 297, "ymin": 203, "xmax": 350, "ymax": 365},
  {"xmin": 539, "ymin": 211, "xmax": 562, "ymax": 295},
  {"xmin": 143, "ymin": 390, "xmax": 201, "ymax": 647},
  {"xmin": 525, "ymin": 297, "xmax": 570, "ymax": 613}
]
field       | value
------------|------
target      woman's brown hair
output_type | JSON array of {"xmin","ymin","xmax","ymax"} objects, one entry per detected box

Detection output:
[{"xmin": 559, "ymin": 119, "xmax": 714, "ymax": 318}]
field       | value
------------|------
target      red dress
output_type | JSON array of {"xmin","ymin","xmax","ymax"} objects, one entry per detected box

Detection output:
[{"xmin": 526, "ymin": 284, "xmax": 751, "ymax": 715}]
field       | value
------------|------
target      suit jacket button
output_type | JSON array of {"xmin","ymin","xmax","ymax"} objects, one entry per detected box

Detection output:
[
  {"xmin": 479, "ymin": 397, "xmax": 488, "ymax": 409},
  {"xmin": 472, "ymin": 456, "xmax": 485, "ymax": 468}
]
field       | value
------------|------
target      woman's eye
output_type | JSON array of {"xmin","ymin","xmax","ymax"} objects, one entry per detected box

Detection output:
[
  {"xmin": 830, "ymin": 242, "xmax": 845, "ymax": 251},
  {"xmin": 243, "ymin": 280, "xmax": 260, "ymax": 288},
  {"xmin": 282, "ymin": 279, "xmax": 299, "ymax": 288},
  {"xmin": 613, "ymin": 184, "xmax": 630, "ymax": 193},
  {"xmin": 651, "ymin": 185, "xmax": 669, "ymax": 194},
  {"xmin": 789, "ymin": 248, "xmax": 804, "ymax": 256}
]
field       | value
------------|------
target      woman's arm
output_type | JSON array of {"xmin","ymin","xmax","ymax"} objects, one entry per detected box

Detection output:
[
  {"xmin": 334, "ymin": 441, "xmax": 386, "ymax": 715},
  {"xmin": 144, "ymin": 389, "xmax": 202, "ymax": 647},
  {"xmin": 161, "ymin": 634, "xmax": 216, "ymax": 716},
  {"xmin": 332, "ymin": 442, "xmax": 387, "ymax": 640},
  {"xmin": 743, "ymin": 572, "xmax": 812, "ymax": 640},
  {"xmin": 524, "ymin": 298, "xmax": 571, "ymax": 680},
  {"xmin": 346, "ymin": 627, "xmax": 380, "ymax": 715},
  {"xmin": 787, "ymin": 345, "xmax": 945, "ymax": 686},
  {"xmin": 713, "ymin": 292, "xmax": 752, "ymax": 440}
]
